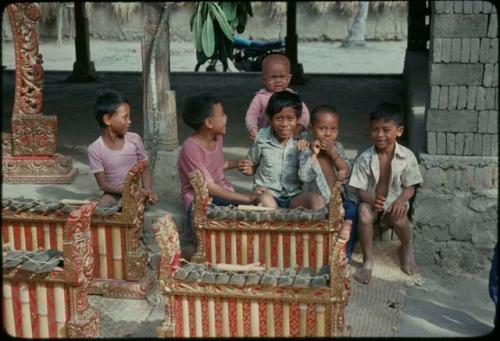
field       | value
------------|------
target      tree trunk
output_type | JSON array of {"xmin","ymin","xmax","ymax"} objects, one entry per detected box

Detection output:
[{"xmin": 341, "ymin": 1, "xmax": 369, "ymax": 48}]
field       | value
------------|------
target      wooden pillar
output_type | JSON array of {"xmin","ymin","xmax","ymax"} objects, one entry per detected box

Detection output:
[
  {"xmin": 407, "ymin": 1, "xmax": 430, "ymax": 51},
  {"xmin": 67, "ymin": 2, "xmax": 97, "ymax": 82},
  {"xmin": 142, "ymin": 3, "xmax": 181, "ymax": 202},
  {"xmin": 142, "ymin": 3, "xmax": 178, "ymax": 152},
  {"xmin": 285, "ymin": 1, "xmax": 306, "ymax": 85}
]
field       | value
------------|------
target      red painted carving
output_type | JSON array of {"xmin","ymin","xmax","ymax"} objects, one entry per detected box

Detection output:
[
  {"xmin": 152, "ymin": 213, "xmax": 181, "ymax": 337},
  {"xmin": 2, "ymin": 162, "xmax": 152, "ymax": 300},
  {"xmin": 2, "ymin": 133, "xmax": 13, "ymax": 156},
  {"xmin": 2, "ymin": 154, "xmax": 78, "ymax": 183},
  {"xmin": 11, "ymin": 115, "xmax": 57, "ymax": 156},
  {"xmin": 2, "ymin": 3, "xmax": 76, "ymax": 183},
  {"xmin": 7, "ymin": 3, "xmax": 44, "ymax": 116},
  {"xmin": 2, "ymin": 203, "xmax": 101, "ymax": 338},
  {"xmin": 65, "ymin": 202, "xmax": 101, "ymax": 337}
]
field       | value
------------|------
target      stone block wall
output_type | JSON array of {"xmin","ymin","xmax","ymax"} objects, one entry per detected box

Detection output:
[
  {"xmin": 413, "ymin": 1, "xmax": 498, "ymax": 273},
  {"xmin": 414, "ymin": 155, "xmax": 497, "ymax": 272},
  {"xmin": 427, "ymin": 1, "xmax": 498, "ymax": 156}
]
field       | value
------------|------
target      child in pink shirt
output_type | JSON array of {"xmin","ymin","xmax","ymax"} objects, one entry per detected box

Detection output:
[
  {"xmin": 178, "ymin": 93, "xmax": 262, "ymax": 260},
  {"xmin": 245, "ymin": 53, "xmax": 310, "ymax": 140},
  {"xmin": 87, "ymin": 89, "xmax": 158, "ymax": 206}
]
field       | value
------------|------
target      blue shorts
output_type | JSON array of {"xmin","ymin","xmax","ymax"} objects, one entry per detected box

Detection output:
[
  {"xmin": 274, "ymin": 194, "xmax": 299, "ymax": 208},
  {"xmin": 180, "ymin": 197, "xmax": 235, "ymax": 248}
]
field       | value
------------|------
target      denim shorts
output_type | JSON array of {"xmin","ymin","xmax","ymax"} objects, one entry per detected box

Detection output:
[
  {"xmin": 179, "ymin": 197, "xmax": 235, "ymax": 248},
  {"xmin": 274, "ymin": 194, "xmax": 299, "ymax": 208}
]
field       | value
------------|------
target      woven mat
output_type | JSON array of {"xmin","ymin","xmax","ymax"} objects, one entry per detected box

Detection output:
[{"xmin": 344, "ymin": 240, "xmax": 421, "ymax": 337}]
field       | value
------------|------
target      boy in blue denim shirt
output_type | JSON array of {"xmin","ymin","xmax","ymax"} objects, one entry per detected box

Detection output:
[{"xmin": 240, "ymin": 90, "xmax": 324, "ymax": 209}]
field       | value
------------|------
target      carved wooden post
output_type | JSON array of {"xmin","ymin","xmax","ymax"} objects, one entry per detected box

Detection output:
[
  {"xmin": 142, "ymin": 3, "xmax": 178, "ymax": 153},
  {"xmin": 2, "ymin": 3, "xmax": 77, "ymax": 183},
  {"xmin": 142, "ymin": 3, "xmax": 182, "ymax": 203},
  {"xmin": 286, "ymin": 1, "xmax": 306, "ymax": 85},
  {"xmin": 67, "ymin": 2, "xmax": 97, "ymax": 82},
  {"xmin": 64, "ymin": 202, "xmax": 101, "ymax": 337}
]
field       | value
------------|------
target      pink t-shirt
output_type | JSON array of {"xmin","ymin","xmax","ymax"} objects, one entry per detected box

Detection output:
[
  {"xmin": 87, "ymin": 132, "xmax": 148, "ymax": 187},
  {"xmin": 177, "ymin": 135, "xmax": 234, "ymax": 211},
  {"xmin": 245, "ymin": 88, "xmax": 310, "ymax": 131}
]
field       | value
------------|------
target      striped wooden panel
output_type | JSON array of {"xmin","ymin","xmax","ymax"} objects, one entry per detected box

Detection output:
[
  {"xmin": 203, "ymin": 230, "xmax": 331, "ymax": 269},
  {"xmin": 2, "ymin": 221, "xmax": 128, "ymax": 280},
  {"xmin": 3, "ymin": 280, "xmax": 70, "ymax": 338},
  {"xmin": 172, "ymin": 295, "xmax": 330, "ymax": 337}
]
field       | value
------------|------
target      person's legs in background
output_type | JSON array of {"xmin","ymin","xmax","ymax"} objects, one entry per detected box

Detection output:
[{"xmin": 343, "ymin": 199, "xmax": 358, "ymax": 262}]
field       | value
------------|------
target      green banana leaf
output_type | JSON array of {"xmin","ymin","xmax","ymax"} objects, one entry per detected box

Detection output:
[
  {"xmin": 192, "ymin": 2, "xmax": 252, "ymax": 70},
  {"xmin": 201, "ymin": 13, "xmax": 215, "ymax": 57},
  {"xmin": 221, "ymin": 2, "xmax": 237, "ymax": 21},
  {"xmin": 207, "ymin": 2, "xmax": 233, "ymax": 41},
  {"xmin": 193, "ymin": 3, "xmax": 204, "ymax": 51}
]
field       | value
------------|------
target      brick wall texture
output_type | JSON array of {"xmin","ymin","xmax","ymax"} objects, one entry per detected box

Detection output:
[
  {"xmin": 414, "ymin": 1, "xmax": 497, "ymax": 274},
  {"xmin": 427, "ymin": 1, "xmax": 498, "ymax": 156}
]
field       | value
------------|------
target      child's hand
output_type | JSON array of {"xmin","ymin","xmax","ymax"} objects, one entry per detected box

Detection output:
[
  {"xmin": 238, "ymin": 159, "xmax": 255, "ymax": 175},
  {"xmin": 142, "ymin": 189, "xmax": 159, "ymax": 205},
  {"xmin": 319, "ymin": 138, "xmax": 336, "ymax": 154},
  {"xmin": 254, "ymin": 186, "xmax": 268, "ymax": 195},
  {"xmin": 296, "ymin": 139, "xmax": 309, "ymax": 151},
  {"xmin": 374, "ymin": 195, "xmax": 385, "ymax": 212},
  {"xmin": 310, "ymin": 140, "xmax": 321, "ymax": 155},
  {"xmin": 248, "ymin": 127, "xmax": 258, "ymax": 140},
  {"xmin": 336, "ymin": 169, "xmax": 346, "ymax": 183},
  {"xmin": 386, "ymin": 199, "xmax": 407, "ymax": 221},
  {"xmin": 250, "ymin": 193, "xmax": 262, "ymax": 205}
]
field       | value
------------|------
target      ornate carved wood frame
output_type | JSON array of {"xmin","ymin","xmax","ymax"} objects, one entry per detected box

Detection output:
[{"xmin": 2, "ymin": 3, "xmax": 77, "ymax": 183}]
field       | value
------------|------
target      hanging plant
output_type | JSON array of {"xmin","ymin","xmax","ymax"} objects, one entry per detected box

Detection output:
[{"xmin": 190, "ymin": 2, "xmax": 252, "ymax": 71}]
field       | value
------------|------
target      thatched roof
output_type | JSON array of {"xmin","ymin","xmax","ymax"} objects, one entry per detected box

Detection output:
[{"xmin": 38, "ymin": 2, "xmax": 407, "ymax": 23}]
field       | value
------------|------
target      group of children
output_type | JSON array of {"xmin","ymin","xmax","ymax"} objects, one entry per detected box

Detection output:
[{"xmin": 88, "ymin": 53, "xmax": 422, "ymax": 285}]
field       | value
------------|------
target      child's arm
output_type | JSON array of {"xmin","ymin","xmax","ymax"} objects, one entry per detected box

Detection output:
[
  {"xmin": 224, "ymin": 160, "xmax": 239, "ymax": 170},
  {"xmin": 245, "ymin": 95, "xmax": 264, "ymax": 139},
  {"xmin": 387, "ymin": 152, "xmax": 423, "ymax": 219},
  {"xmin": 132, "ymin": 135, "xmax": 158, "ymax": 205},
  {"xmin": 207, "ymin": 182, "xmax": 259, "ymax": 204},
  {"xmin": 298, "ymin": 142, "xmax": 321, "ymax": 183},
  {"xmin": 238, "ymin": 159, "xmax": 256, "ymax": 175},
  {"xmin": 357, "ymin": 189, "xmax": 385, "ymax": 211},
  {"xmin": 141, "ymin": 166, "xmax": 159, "ymax": 205},
  {"xmin": 321, "ymin": 140, "xmax": 350, "ymax": 180},
  {"xmin": 297, "ymin": 102, "xmax": 310, "ymax": 131},
  {"xmin": 386, "ymin": 186, "xmax": 415, "ymax": 220},
  {"xmin": 94, "ymin": 172, "xmax": 123, "ymax": 194},
  {"xmin": 293, "ymin": 104, "xmax": 310, "ymax": 138},
  {"xmin": 349, "ymin": 154, "xmax": 382, "ymax": 209},
  {"xmin": 226, "ymin": 159, "xmax": 257, "ymax": 175},
  {"xmin": 240, "ymin": 138, "xmax": 261, "ymax": 176}
]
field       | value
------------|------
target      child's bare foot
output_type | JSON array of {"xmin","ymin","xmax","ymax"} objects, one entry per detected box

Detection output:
[
  {"xmin": 399, "ymin": 243, "xmax": 419, "ymax": 275},
  {"xmin": 354, "ymin": 259, "xmax": 373, "ymax": 284}
]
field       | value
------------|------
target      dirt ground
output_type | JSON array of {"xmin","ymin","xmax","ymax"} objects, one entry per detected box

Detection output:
[{"xmin": 2, "ymin": 38, "xmax": 407, "ymax": 74}]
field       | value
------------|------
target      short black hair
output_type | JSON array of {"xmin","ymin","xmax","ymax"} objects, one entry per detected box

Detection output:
[
  {"xmin": 311, "ymin": 104, "xmax": 339, "ymax": 124},
  {"xmin": 94, "ymin": 89, "xmax": 129, "ymax": 128},
  {"xmin": 182, "ymin": 93, "xmax": 221, "ymax": 131},
  {"xmin": 369, "ymin": 102, "xmax": 404, "ymax": 126},
  {"xmin": 265, "ymin": 90, "xmax": 302, "ymax": 120}
]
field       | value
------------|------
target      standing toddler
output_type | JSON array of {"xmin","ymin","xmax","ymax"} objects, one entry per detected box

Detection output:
[{"xmin": 245, "ymin": 53, "xmax": 310, "ymax": 140}]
